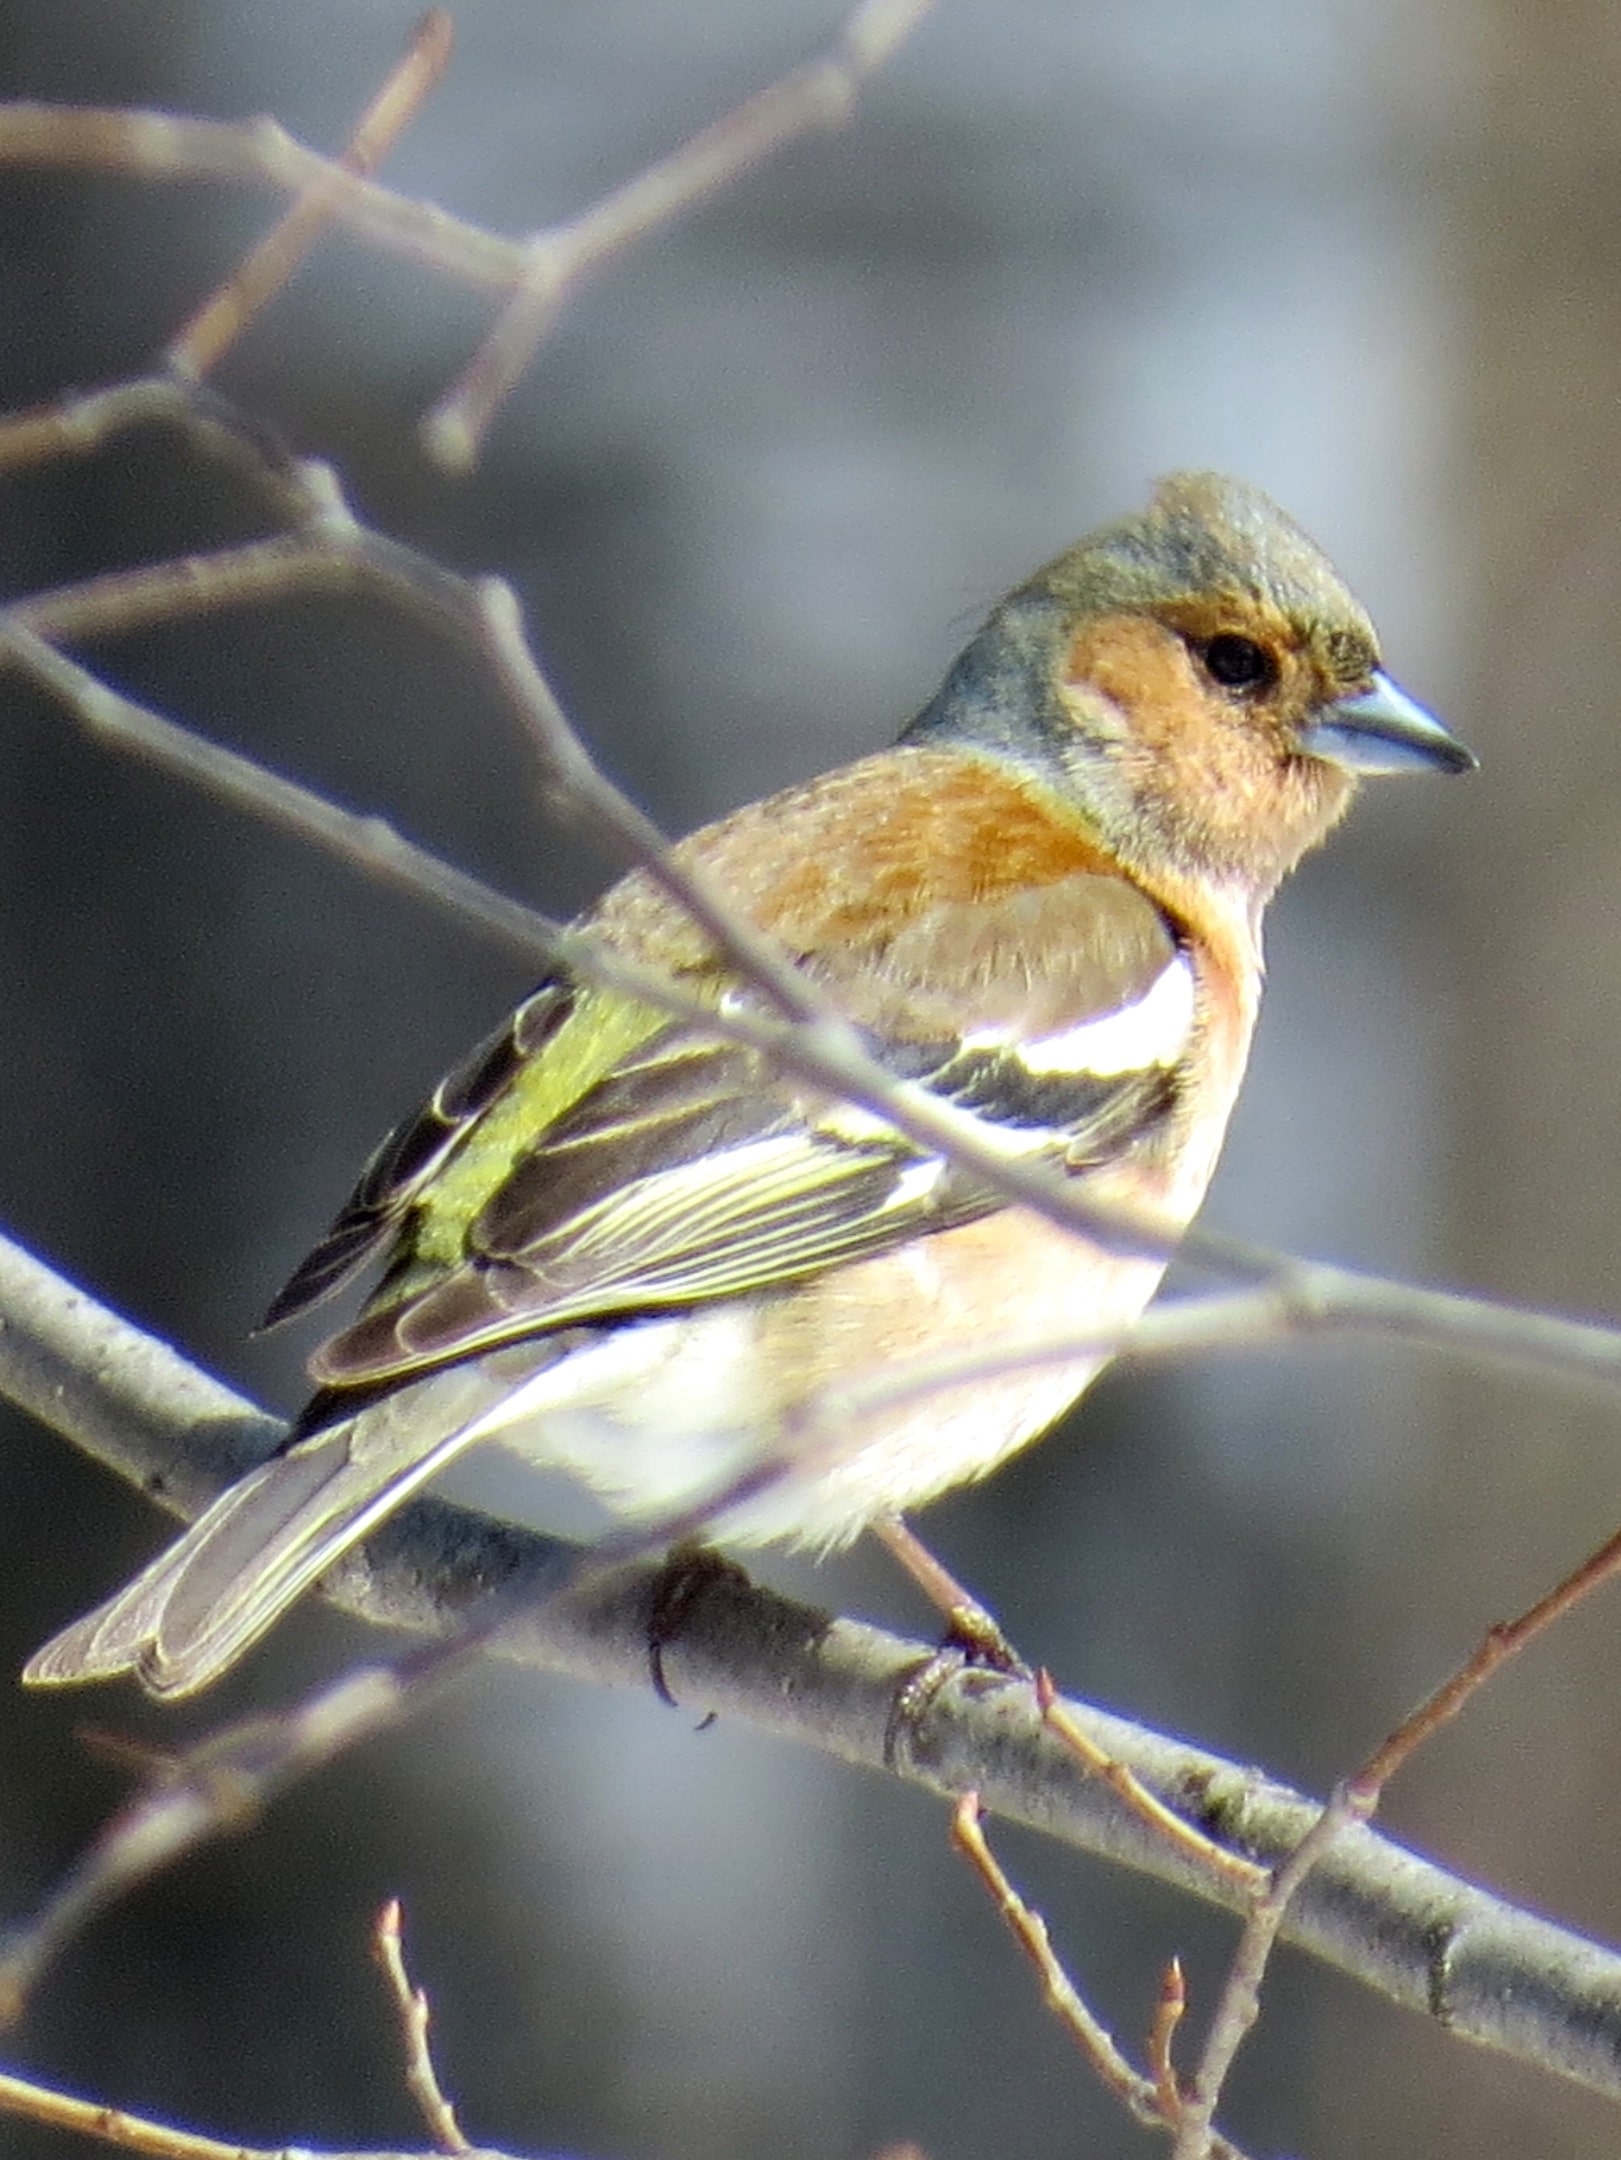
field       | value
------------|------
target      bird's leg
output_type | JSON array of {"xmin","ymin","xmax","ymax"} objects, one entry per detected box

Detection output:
[
  {"xmin": 869, "ymin": 1512, "xmax": 1026, "ymax": 1671},
  {"xmin": 872, "ymin": 1514, "xmax": 1030, "ymax": 1769}
]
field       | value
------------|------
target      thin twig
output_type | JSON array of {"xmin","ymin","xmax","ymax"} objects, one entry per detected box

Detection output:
[
  {"xmin": 373, "ymin": 1901, "xmax": 470, "ymax": 2155},
  {"xmin": 167, "ymin": 11, "xmax": 454, "ymax": 377},
  {"xmin": 0, "ymin": 378, "xmax": 312, "ymax": 520},
  {"xmin": 1354, "ymin": 1520, "xmax": 1621, "ymax": 1799},
  {"xmin": 1166, "ymin": 1511, "xmax": 1621, "ymax": 2155},
  {"xmin": 0, "ymin": 1662, "xmax": 432, "ymax": 2023},
  {"xmin": 1036, "ymin": 1670, "xmax": 1266, "ymax": 1897},
  {"xmin": 0, "ymin": 102, "xmax": 523, "ymax": 284},
  {"xmin": 0, "ymin": 618, "xmax": 563, "ymax": 964},
  {"xmin": 0, "ymin": 2063, "xmax": 287, "ymax": 2160},
  {"xmin": 0, "ymin": 0, "xmax": 941, "ymax": 462},
  {"xmin": 1148, "ymin": 1960, "xmax": 1187, "ymax": 2126},
  {"xmin": 0, "ymin": 2060, "xmax": 515, "ymax": 2160},
  {"xmin": 950, "ymin": 1795, "xmax": 1176, "ymax": 2135},
  {"xmin": 471, "ymin": 576, "xmax": 843, "ymax": 1029},
  {"xmin": 951, "ymin": 1796, "xmax": 1250, "ymax": 2158},
  {"xmin": 1172, "ymin": 1786, "xmax": 1370, "ymax": 2160},
  {"xmin": 423, "ymin": 0, "xmax": 942, "ymax": 465}
]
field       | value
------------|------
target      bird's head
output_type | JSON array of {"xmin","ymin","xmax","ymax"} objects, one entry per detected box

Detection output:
[{"xmin": 906, "ymin": 471, "xmax": 1473, "ymax": 902}]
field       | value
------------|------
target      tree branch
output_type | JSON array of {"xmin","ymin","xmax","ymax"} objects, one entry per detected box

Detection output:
[
  {"xmin": 0, "ymin": 2046, "xmax": 511, "ymax": 2160},
  {"xmin": 0, "ymin": 0, "xmax": 944, "ymax": 466},
  {"xmin": 7, "ymin": 1226, "xmax": 1621, "ymax": 2108}
]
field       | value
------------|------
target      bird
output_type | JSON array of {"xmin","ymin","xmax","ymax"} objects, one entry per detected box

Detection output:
[{"xmin": 24, "ymin": 472, "xmax": 1474, "ymax": 1699}]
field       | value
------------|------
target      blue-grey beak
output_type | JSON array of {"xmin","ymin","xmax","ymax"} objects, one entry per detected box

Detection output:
[{"xmin": 1298, "ymin": 670, "xmax": 1476, "ymax": 776}]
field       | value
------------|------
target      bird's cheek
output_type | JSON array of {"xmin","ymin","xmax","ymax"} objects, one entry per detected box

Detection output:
[{"xmin": 1284, "ymin": 754, "xmax": 1358, "ymax": 842}]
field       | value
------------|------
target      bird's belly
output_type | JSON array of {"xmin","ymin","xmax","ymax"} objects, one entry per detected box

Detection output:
[{"xmin": 482, "ymin": 1200, "xmax": 1171, "ymax": 1552}]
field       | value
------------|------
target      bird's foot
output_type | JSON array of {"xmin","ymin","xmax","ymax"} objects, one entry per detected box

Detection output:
[
  {"xmin": 868, "ymin": 1511, "xmax": 1030, "ymax": 1762},
  {"xmin": 645, "ymin": 1540, "xmax": 753, "ymax": 1713},
  {"xmin": 883, "ymin": 1599, "xmax": 1031, "ymax": 1771}
]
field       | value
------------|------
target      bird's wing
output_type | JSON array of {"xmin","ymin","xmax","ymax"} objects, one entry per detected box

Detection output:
[
  {"xmin": 261, "ymin": 977, "xmax": 585, "ymax": 1327},
  {"xmin": 23, "ymin": 866, "xmax": 1195, "ymax": 1698},
  {"xmin": 308, "ymin": 868, "xmax": 1194, "ymax": 1390}
]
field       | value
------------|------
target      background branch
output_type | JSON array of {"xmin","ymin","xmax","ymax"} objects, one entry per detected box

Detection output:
[{"xmin": 0, "ymin": 0, "xmax": 942, "ymax": 465}]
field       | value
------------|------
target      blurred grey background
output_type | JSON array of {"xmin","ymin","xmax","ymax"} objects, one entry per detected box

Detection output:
[{"xmin": 2, "ymin": 1, "xmax": 1617, "ymax": 2155}]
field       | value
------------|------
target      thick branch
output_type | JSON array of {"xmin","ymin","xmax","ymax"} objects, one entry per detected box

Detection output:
[{"xmin": 7, "ymin": 1227, "xmax": 1621, "ymax": 2108}]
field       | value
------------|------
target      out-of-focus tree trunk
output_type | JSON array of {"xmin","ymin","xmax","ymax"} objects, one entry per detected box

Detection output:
[{"xmin": 1359, "ymin": 7, "xmax": 1621, "ymax": 2153}]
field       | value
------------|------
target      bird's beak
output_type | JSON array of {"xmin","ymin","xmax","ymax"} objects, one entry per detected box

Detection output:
[{"xmin": 1298, "ymin": 670, "xmax": 1476, "ymax": 777}]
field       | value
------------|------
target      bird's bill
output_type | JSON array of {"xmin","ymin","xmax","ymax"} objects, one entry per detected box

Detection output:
[{"xmin": 1298, "ymin": 670, "xmax": 1476, "ymax": 776}]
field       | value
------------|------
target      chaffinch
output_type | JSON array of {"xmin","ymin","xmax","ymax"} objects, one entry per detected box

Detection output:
[{"xmin": 26, "ymin": 472, "xmax": 1473, "ymax": 1698}]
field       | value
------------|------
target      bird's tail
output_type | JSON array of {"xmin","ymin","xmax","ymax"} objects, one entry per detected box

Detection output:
[{"xmin": 23, "ymin": 1364, "xmax": 515, "ymax": 1698}]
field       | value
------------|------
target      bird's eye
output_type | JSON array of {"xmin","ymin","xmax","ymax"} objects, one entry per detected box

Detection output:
[{"xmin": 1201, "ymin": 633, "xmax": 1277, "ymax": 693}]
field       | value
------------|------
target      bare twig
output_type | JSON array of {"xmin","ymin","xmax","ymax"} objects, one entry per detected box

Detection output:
[
  {"xmin": 1354, "ymin": 1522, "xmax": 1621, "ymax": 1800},
  {"xmin": 0, "ymin": 0, "xmax": 941, "ymax": 461},
  {"xmin": 424, "ymin": 0, "xmax": 942, "ymax": 465},
  {"xmin": 1162, "ymin": 1509, "xmax": 1621, "ymax": 2155},
  {"xmin": 1036, "ymin": 1670, "xmax": 1266, "ymax": 1897},
  {"xmin": 0, "ymin": 104, "xmax": 522, "ymax": 284},
  {"xmin": 470, "ymin": 577, "xmax": 844, "ymax": 1029},
  {"xmin": 0, "ymin": 2063, "xmax": 293, "ymax": 2160},
  {"xmin": 951, "ymin": 1795, "xmax": 1250, "ymax": 2158},
  {"xmin": 0, "ymin": 614, "xmax": 609, "ymax": 972},
  {"xmin": 373, "ymin": 1901, "xmax": 470, "ymax": 2155},
  {"xmin": 167, "ymin": 11, "xmax": 454, "ymax": 377},
  {"xmin": 0, "ymin": 2061, "xmax": 515, "ymax": 2160},
  {"xmin": 1148, "ymin": 1960, "xmax": 1187, "ymax": 2127},
  {"xmin": 1172, "ymin": 1788, "xmax": 1370, "ymax": 2160},
  {"xmin": 0, "ymin": 512, "xmax": 855, "ymax": 1038},
  {"xmin": 0, "ymin": 1662, "xmax": 437, "ymax": 2024},
  {"xmin": 2, "ymin": 1893, "xmax": 507, "ymax": 2158}
]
